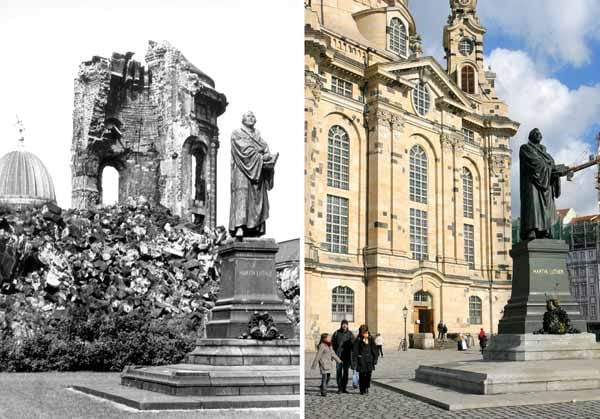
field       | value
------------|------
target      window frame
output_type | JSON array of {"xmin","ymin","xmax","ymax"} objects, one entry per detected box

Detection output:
[
  {"xmin": 464, "ymin": 224, "xmax": 475, "ymax": 270},
  {"xmin": 326, "ymin": 195, "xmax": 349, "ymax": 254},
  {"xmin": 469, "ymin": 296, "xmax": 482, "ymax": 325},
  {"xmin": 459, "ymin": 38, "xmax": 474, "ymax": 56},
  {"xmin": 410, "ymin": 208, "xmax": 428, "ymax": 261},
  {"xmin": 389, "ymin": 17, "xmax": 408, "ymax": 57},
  {"xmin": 332, "ymin": 286, "xmax": 354, "ymax": 322},
  {"xmin": 461, "ymin": 65, "xmax": 476, "ymax": 94},
  {"xmin": 409, "ymin": 145, "xmax": 428, "ymax": 204},
  {"xmin": 327, "ymin": 126, "xmax": 350, "ymax": 190},
  {"xmin": 331, "ymin": 75, "xmax": 353, "ymax": 98},
  {"xmin": 463, "ymin": 167, "xmax": 474, "ymax": 219},
  {"xmin": 412, "ymin": 83, "xmax": 431, "ymax": 117}
]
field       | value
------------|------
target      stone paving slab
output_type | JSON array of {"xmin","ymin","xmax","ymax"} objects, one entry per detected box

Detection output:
[
  {"xmin": 73, "ymin": 384, "xmax": 300, "ymax": 410},
  {"xmin": 416, "ymin": 358, "xmax": 600, "ymax": 394},
  {"xmin": 374, "ymin": 378, "xmax": 600, "ymax": 410}
]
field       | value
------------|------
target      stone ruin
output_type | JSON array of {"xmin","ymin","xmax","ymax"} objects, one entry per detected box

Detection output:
[{"xmin": 71, "ymin": 41, "xmax": 227, "ymax": 228}]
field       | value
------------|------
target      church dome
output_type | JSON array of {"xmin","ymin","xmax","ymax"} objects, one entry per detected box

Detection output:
[{"xmin": 0, "ymin": 149, "xmax": 56, "ymax": 209}]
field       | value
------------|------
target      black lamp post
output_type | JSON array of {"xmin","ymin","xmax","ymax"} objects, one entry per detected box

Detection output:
[{"xmin": 402, "ymin": 305, "xmax": 408, "ymax": 351}]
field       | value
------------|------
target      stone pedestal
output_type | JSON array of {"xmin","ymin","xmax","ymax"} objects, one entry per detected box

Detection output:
[
  {"xmin": 413, "ymin": 333, "xmax": 435, "ymax": 349},
  {"xmin": 81, "ymin": 238, "xmax": 300, "ymax": 409},
  {"xmin": 206, "ymin": 239, "xmax": 293, "ymax": 339},
  {"xmin": 484, "ymin": 333, "xmax": 600, "ymax": 361},
  {"xmin": 498, "ymin": 239, "xmax": 586, "ymax": 334}
]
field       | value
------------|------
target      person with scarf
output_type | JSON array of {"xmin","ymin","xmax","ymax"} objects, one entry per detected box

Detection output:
[
  {"xmin": 351, "ymin": 324, "xmax": 379, "ymax": 395},
  {"xmin": 311, "ymin": 333, "xmax": 342, "ymax": 396}
]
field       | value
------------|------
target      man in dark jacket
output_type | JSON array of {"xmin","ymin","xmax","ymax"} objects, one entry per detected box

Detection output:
[{"xmin": 332, "ymin": 319, "xmax": 354, "ymax": 393}]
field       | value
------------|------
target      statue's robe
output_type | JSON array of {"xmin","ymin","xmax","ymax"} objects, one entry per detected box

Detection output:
[
  {"xmin": 228, "ymin": 127, "xmax": 273, "ymax": 237},
  {"xmin": 519, "ymin": 142, "xmax": 565, "ymax": 241}
]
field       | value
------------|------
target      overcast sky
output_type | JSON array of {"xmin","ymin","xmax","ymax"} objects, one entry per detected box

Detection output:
[
  {"xmin": 0, "ymin": 0, "xmax": 303, "ymax": 242},
  {"xmin": 410, "ymin": 0, "xmax": 600, "ymax": 217}
]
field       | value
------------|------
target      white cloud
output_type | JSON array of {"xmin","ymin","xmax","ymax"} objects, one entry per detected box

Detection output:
[
  {"xmin": 479, "ymin": 0, "xmax": 600, "ymax": 68},
  {"xmin": 487, "ymin": 48, "xmax": 600, "ymax": 217},
  {"xmin": 410, "ymin": 0, "xmax": 600, "ymax": 68}
]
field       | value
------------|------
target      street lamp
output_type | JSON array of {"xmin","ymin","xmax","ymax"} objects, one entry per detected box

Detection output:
[{"xmin": 402, "ymin": 305, "xmax": 408, "ymax": 351}]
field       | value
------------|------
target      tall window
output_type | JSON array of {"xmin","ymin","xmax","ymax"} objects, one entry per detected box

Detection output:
[
  {"xmin": 464, "ymin": 224, "xmax": 475, "ymax": 269},
  {"xmin": 469, "ymin": 296, "xmax": 482, "ymax": 324},
  {"xmin": 326, "ymin": 195, "xmax": 349, "ymax": 254},
  {"xmin": 412, "ymin": 84, "xmax": 431, "ymax": 116},
  {"xmin": 410, "ymin": 208, "xmax": 428, "ymax": 260},
  {"xmin": 101, "ymin": 166, "xmax": 119, "ymax": 206},
  {"xmin": 410, "ymin": 145, "xmax": 428, "ymax": 203},
  {"xmin": 463, "ymin": 168, "xmax": 473, "ymax": 218},
  {"xmin": 389, "ymin": 18, "xmax": 408, "ymax": 56},
  {"xmin": 332, "ymin": 286, "xmax": 354, "ymax": 322},
  {"xmin": 461, "ymin": 65, "xmax": 476, "ymax": 94},
  {"xmin": 331, "ymin": 76, "xmax": 353, "ymax": 98},
  {"xmin": 462, "ymin": 128, "xmax": 475, "ymax": 145},
  {"xmin": 327, "ymin": 126, "xmax": 350, "ymax": 190}
]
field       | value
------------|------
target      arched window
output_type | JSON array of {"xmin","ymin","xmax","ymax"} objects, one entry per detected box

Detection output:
[
  {"xmin": 101, "ymin": 166, "xmax": 119, "ymax": 206},
  {"xmin": 327, "ymin": 126, "xmax": 350, "ymax": 190},
  {"xmin": 332, "ymin": 286, "xmax": 354, "ymax": 322},
  {"xmin": 461, "ymin": 65, "xmax": 476, "ymax": 94},
  {"xmin": 463, "ymin": 168, "xmax": 473, "ymax": 218},
  {"xmin": 412, "ymin": 83, "xmax": 431, "ymax": 116},
  {"xmin": 469, "ymin": 296, "xmax": 482, "ymax": 324},
  {"xmin": 389, "ymin": 18, "xmax": 408, "ymax": 56},
  {"xmin": 409, "ymin": 145, "xmax": 427, "ymax": 204},
  {"xmin": 414, "ymin": 291, "xmax": 430, "ymax": 303}
]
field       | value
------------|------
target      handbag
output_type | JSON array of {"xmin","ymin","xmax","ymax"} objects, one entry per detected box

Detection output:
[{"xmin": 352, "ymin": 370, "xmax": 359, "ymax": 388}]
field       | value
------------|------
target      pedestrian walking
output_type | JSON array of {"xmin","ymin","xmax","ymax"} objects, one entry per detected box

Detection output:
[
  {"xmin": 351, "ymin": 324, "xmax": 379, "ymax": 395},
  {"xmin": 332, "ymin": 319, "xmax": 354, "ymax": 393},
  {"xmin": 437, "ymin": 322, "xmax": 444, "ymax": 340},
  {"xmin": 442, "ymin": 324, "xmax": 448, "ymax": 341},
  {"xmin": 375, "ymin": 333, "xmax": 384, "ymax": 357},
  {"xmin": 311, "ymin": 333, "xmax": 342, "ymax": 396},
  {"xmin": 457, "ymin": 332, "xmax": 468, "ymax": 351},
  {"xmin": 478, "ymin": 328, "xmax": 488, "ymax": 354}
]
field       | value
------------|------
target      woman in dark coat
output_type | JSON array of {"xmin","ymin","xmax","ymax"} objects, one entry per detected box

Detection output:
[{"xmin": 351, "ymin": 324, "xmax": 379, "ymax": 395}]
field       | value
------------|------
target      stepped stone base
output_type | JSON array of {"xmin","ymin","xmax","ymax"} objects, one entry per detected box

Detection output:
[
  {"xmin": 120, "ymin": 364, "xmax": 300, "ymax": 397},
  {"xmin": 186, "ymin": 339, "xmax": 300, "ymax": 366},
  {"xmin": 416, "ymin": 358, "xmax": 600, "ymax": 395},
  {"xmin": 483, "ymin": 333, "xmax": 600, "ymax": 361}
]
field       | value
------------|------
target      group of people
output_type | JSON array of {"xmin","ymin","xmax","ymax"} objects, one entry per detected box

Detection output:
[{"xmin": 311, "ymin": 320, "xmax": 380, "ymax": 396}]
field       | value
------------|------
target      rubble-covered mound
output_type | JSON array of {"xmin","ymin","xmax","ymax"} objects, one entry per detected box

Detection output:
[{"xmin": 0, "ymin": 199, "xmax": 226, "ymax": 371}]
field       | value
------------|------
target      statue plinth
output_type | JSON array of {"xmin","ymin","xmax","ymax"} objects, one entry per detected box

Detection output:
[
  {"xmin": 497, "ymin": 239, "xmax": 586, "ymax": 335},
  {"xmin": 205, "ymin": 238, "xmax": 294, "ymax": 339}
]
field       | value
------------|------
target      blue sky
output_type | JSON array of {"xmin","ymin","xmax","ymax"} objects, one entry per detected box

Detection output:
[{"xmin": 411, "ymin": 0, "xmax": 600, "ymax": 217}]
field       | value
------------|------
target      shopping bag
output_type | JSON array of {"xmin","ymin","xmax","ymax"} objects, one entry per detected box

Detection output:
[{"xmin": 352, "ymin": 370, "xmax": 359, "ymax": 388}]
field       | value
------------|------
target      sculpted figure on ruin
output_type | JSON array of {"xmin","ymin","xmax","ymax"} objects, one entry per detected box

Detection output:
[{"xmin": 229, "ymin": 111, "xmax": 278, "ymax": 239}]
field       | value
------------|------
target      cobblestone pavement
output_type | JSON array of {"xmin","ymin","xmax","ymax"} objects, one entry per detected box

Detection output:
[{"xmin": 305, "ymin": 348, "xmax": 600, "ymax": 418}]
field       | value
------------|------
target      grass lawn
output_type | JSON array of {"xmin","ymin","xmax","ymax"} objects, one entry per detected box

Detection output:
[{"xmin": 0, "ymin": 372, "xmax": 299, "ymax": 419}]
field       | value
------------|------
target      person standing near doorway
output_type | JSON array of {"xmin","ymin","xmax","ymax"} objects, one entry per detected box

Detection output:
[
  {"xmin": 375, "ymin": 333, "xmax": 383, "ymax": 357},
  {"xmin": 352, "ymin": 324, "xmax": 379, "ymax": 395},
  {"xmin": 332, "ymin": 319, "xmax": 354, "ymax": 394}
]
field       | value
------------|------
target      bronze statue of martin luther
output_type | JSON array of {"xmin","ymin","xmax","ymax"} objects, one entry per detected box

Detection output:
[{"xmin": 519, "ymin": 128, "xmax": 598, "ymax": 241}]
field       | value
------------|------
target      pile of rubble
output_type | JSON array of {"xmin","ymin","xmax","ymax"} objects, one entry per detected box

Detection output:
[
  {"xmin": 0, "ymin": 198, "xmax": 226, "ymax": 340},
  {"xmin": 277, "ymin": 264, "xmax": 300, "ymax": 333}
]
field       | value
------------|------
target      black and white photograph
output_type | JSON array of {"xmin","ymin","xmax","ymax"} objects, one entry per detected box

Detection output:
[{"xmin": 0, "ymin": 1, "xmax": 302, "ymax": 417}]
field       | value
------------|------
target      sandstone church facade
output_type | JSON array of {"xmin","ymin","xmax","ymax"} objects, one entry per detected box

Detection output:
[{"xmin": 304, "ymin": 0, "xmax": 519, "ymax": 348}]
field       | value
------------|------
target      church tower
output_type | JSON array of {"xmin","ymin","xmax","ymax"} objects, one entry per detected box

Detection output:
[{"xmin": 443, "ymin": 0, "xmax": 486, "ymax": 96}]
